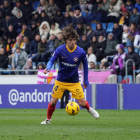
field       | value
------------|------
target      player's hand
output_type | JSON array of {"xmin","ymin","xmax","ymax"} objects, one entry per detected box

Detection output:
[
  {"xmin": 44, "ymin": 69, "xmax": 49, "ymax": 74},
  {"xmin": 83, "ymin": 83, "xmax": 87, "ymax": 89}
]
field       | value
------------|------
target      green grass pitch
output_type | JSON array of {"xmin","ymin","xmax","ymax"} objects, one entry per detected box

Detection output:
[{"xmin": 0, "ymin": 109, "xmax": 140, "ymax": 140}]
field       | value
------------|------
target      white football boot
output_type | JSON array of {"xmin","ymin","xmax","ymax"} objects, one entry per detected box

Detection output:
[
  {"xmin": 88, "ymin": 107, "xmax": 99, "ymax": 119},
  {"xmin": 41, "ymin": 119, "xmax": 51, "ymax": 124}
]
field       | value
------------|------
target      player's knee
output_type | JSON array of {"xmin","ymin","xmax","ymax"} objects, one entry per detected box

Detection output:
[{"xmin": 50, "ymin": 98, "xmax": 58, "ymax": 105}]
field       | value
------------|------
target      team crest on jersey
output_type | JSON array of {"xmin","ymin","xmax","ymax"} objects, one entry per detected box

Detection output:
[{"xmin": 74, "ymin": 57, "xmax": 78, "ymax": 62}]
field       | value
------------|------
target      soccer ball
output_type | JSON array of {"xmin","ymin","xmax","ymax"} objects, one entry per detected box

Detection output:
[{"xmin": 65, "ymin": 102, "xmax": 80, "ymax": 115}]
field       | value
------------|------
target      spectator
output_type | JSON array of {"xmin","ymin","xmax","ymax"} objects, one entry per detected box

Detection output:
[
  {"xmin": 119, "ymin": 8, "xmax": 130, "ymax": 27},
  {"xmin": 94, "ymin": 35, "xmax": 106, "ymax": 62},
  {"xmin": 111, "ymin": 44, "xmax": 126, "ymax": 75},
  {"xmin": 62, "ymin": 12, "xmax": 72, "ymax": 28},
  {"xmin": 39, "ymin": 21, "xmax": 50, "ymax": 39},
  {"xmin": 0, "ymin": 11, "xmax": 4, "ymax": 36},
  {"xmin": 86, "ymin": 47, "xmax": 97, "ymax": 68},
  {"xmin": 90, "ymin": 36, "xmax": 97, "ymax": 50},
  {"xmin": 126, "ymin": 0, "xmax": 134, "ymax": 13},
  {"xmin": 42, "ymin": 34, "xmax": 56, "ymax": 63},
  {"xmin": 2, "ymin": 37, "xmax": 13, "ymax": 56},
  {"xmin": 129, "ymin": 8, "xmax": 140, "ymax": 26},
  {"xmin": 31, "ymin": 11, "xmax": 41, "ymax": 26},
  {"xmin": 78, "ymin": 34, "xmax": 91, "ymax": 52},
  {"xmin": 23, "ymin": 36, "xmax": 30, "ymax": 55},
  {"xmin": 40, "ymin": 10, "xmax": 50, "ymax": 24},
  {"xmin": 93, "ymin": 23, "xmax": 106, "ymax": 39},
  {"xmin": 72, "ymin": 8, "xmax": 85, "ymax": 28},
  {"xmin": 12, "ymin": 0, "xmax": 23, "ymax": 16},
  {"xmin": 13, "ymin": 10, "xmax": 25, "ymax": 34},
  {"xmin": 64, "ymin": 0, "xmax": 79, "ymax": 12},
  {"xmin": 89, "ymin": 62, "xmax": 98, "ymax": 69},
  {"xmin": 84, "ymin": 23, "xmax": 94, "ymax": 41},
  {"xmin": 104, "ymin": 33, "xmax": 118, "ymax": 58},
  {"xmin": 121, "ymin": 45, "xmax": 140, "ymax": 76},
  {"xmin": 106, "ymin": 0, "xmax": 122, "ymax": 23},
  {"xmin": 35, "ymin": 35, "xmax": 47, "ymax": 65},
  {"xmin": 55, "ymin": 33, "xmax": 64, "ymax": 48},
  {"xmin": 22, "ymin": 0, "xmax": 34, "ymax": 23},
  {"xmin": 0, "ymin": 48, "xmax": 8, "ymax": 74},
  {"xmin": 49, "ymin": 22, "xmax": 61, "ymax": 37},
  {"xmin": 21, "ymin": 59, "xmax": 35, "ymax": 75},
  {"xmin": 46, "ymin": 0, "xmax": 58, "ymax": 20},
  {"xmin": 12, "ymin": 46, "xmax": 28, "ymax": 75},
  {"xmin": 119, "ymin": 3, "xmax": 126, "ymax": 17},
  {"xmin": 3, "ymin": 25, "xmax": 17, "ymax": 43},
  {"xmin": 18, "ymin": 23, "xmax": 29, "ymax": 38},
  {"xmin": 28, "ymin": 21, "xmax": 39, "ymax": 41},
  {"xmin": 122, "ymin": 25, "xmax": 129, "ymax": 45},
  {"xmin": 29, "ymin": 34, "xmax": 41, "ymax": 61},
  {"xmin": 126, "ymin": 22, "xmax": 139, "ymax": 47},
  {"xmin": 135, "ymin": 0, "xmax": 140, "ymax": 13},
  {"xmin": 53, "ymin": 8, "xmax": 64, "ymax": 28},
  {"xmin": 76, "ymin": 22, "xmax": 86, "ymax": 38},
  {"xmin": 80, "ymin": 0, "xmax": 93, "ymax": 12},
  {"xmin": 103, "ymin": 62, "xmax": 109, "ymax": 69},
  {"xmin": 37, "ymin": 62, "xmax": 45, "ymax": 69},
  {"xmin": 36, "ymin": 0, "xmax": 48, "ymax": 14},
  {"xmin": 60, "ymin": 90, "xmax": 69, "ymax": 109},
  {"xmin": 100, "ymin": 58, "xmax": 107, "ymax": 69},
  {"xmin": 113, "ymin": 22, "xmax": 123, "ymax": 43}
]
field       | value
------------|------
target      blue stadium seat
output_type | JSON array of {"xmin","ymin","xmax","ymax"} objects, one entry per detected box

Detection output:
[
  {"xmin": 124, "ymin": 75, "xmax": 133, "ymax": 83},
  {"xmin": 106, "ymin": 23, "xmax": 114, "ymax": 33},
  {"xmin": 97, "ymin": 62, "xmax": 101, "ymax": 66},
  {"xmin": 117, "ymin": 75, "xmax": 122, "ymax": 83},
  {"xmin": 139, "ymin": 50, "xmax": 140, "ymax": 56},
  {"xmin": 81, "ymin": 11, "xmax": 87, "ymax": 18},
  {"xmin": 38, "ymin": 62, "xmax": 46, "ymax": 66},
  {"xmin": 134, "ymin": 48, "xmax": 138, "ymax": 53},
  {"xmin": 124, "ymin": 48, "xmax": 128, "ymax": 53},
  {"xmin": 62, "ymin": 12, "xmax": 65, "ymax": 15},
  {"xmin": 34, "ymin": 1, "xmax": 40, "ymax": 10},
  {"xmin": 32, "ymin": 62, "xmax": 36, "ymax": 66},
  {"xmin": 102, "ymin": 23, "xmax": 106, "ymax": 30},
  {"xmin": 90, "ymin": 23, "xmax": 96, "ymax": 30},
  {"xmin": 88, "ymin": 11, "xmax": 91, "ymax": 16}
]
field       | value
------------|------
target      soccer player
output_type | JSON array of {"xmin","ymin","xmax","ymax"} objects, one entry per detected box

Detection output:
[{"xmin": 41, "ymin": 24, "xmax": 99, "ymax": 124}]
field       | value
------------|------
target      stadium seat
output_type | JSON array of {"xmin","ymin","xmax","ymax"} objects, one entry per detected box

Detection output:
[
  {"xmin": 106, "ymin": 23, "xmax": 114, "ymax": 33},
  {"xmin": 124, "ymin": 48, "xmax": 128, "ymax": 53},
  {"xmin": 97, "ymin": 62, "xmax": 101, "ymax": 66},
  {"xmin": 124, "ymin": 75, "xmax": 133, "ymax": 83},
  {"xmin": 62, "ymin": 12, "xmax": 65, "ymax": 15},
  {"xmin": 88, "ymin": 11, "xmax": 91, "ymax": 16},
  {"xmin": 135, "ymin": 48, "xmax": 138, "ymax": 53},
  {"xmin": 81, "ymin": 11, "xmax": 87, "ymax": 18},
  {"xmin": 38, "ymin": 62, "xmax": 46, "ymax": 66},
  {"xmin": 102, "ymin": 23, "xmax": 106, "ymax": 30},
  {"xmin": 32, "ymin": 62, "xmax": 36, "ymax": 66},
  {"xmin": 34, "ymin": 1, "xmax": 40, "ymax": 10},
  {"xmin": 117, "ymin": 75, "xmax": 122, "ymax": 83},
  {"xmin": 90, "ymin": 23, "xmax": 96, "ymax": 30}
]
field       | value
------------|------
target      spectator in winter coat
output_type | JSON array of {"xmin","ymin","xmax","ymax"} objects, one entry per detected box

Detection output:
[
  {"xmin": 35, "ymin": 35, "xmax": 47, "ymax": 65},
  {"xmin": 76, "ymin": 22, "xmax": 86, "ymax": 38},
  {"xmin": 42, "ymin": 34, "xmax": 56, "ymax": 63},
  {"xmin": 22, "ymin": 0, "xmax": 34, "ymax": 23},
  {"xmin": 135, "ymin": 0, "xmax": 140, "ymax": 13},
  {"xmin": 55, "ymin": 33, "xmax": 65, "ymax": 48},
  {"xmin": 86, "ymin": 47, "xmax": 97, "ymax": 68},
  {"xmin": 49, "ymin": 22, "xmax": 61, "ymax": 37},
  {"xmin": 94, "ymin": 35, "xmax": 106, "ymax": 62},
  {"xmin": 28, "ymin": 21, "xmax": 39, "ymax": 41},
  {"xmin": 3, "ymin": 25, "xmax": 17, "ymax": 43},
  {"xmin": 93, "ymin": 23, "xmax": 106, "ymax": 39},
  {"xmin": 129, "ymin": 8, "xmax": 140, "ymax": 26},
  {"xmin": 72, "ymin": 9, "xmax": 85, "ymax": 28},
  {"xmin": 12, "ymin": 46, "xmax": 28, "ymax": 75},
  {"xmin": 40, "ymin": 10, "xmax": 50, "ymax": 24},
  {"xmin": 120, "ymin": 45, "xmax": 140, "ymax": 76},
  {"xmin": 13, "ymin": 10, "xmax": 25, "ymax": 34},
  {"xmin": 23, "ymin": 36, "xmax": 30, "ymax": 55},
  {"xmin": 84, "ymin": 23, "xmax": 94, "ymax": 41},
  {"xmin": 0, "ymin": 11, "xmax": 4, "ymax": 28},
  {"xmin": 126, "ymin": 0, "xmax": 134, "ymax": 13},
  {"xmin": 62, "ymin": 12, "xmax": 72, "ymax": 28},
  {"xmin": 78, "ymin": 34, "xmax": 91, "ymax": 52},
  {"xmin": 34, "ymin": 0, "xmax": 48, "ymax": 14},
  {"xmin": 90, "ymin": 36, "xmax": 97, "ymax": 51},
  {"xmin": 0, "ymin": 48, "xmax": 8, "ymax": 74},
  {"xmin": 31, "ymin": 11, "xmax": 41, "ymax": 26},
  {"xmin": 29, "ymin": 34, "xmax": 41, "ymax": 61},
  {"xmin": 18, "ymin": 23, "xmax": 29, "ymax": 38},
  {"xmin": 79, "ymin": 0, "xmax": 93, "ymax": 12},
  {"xmin": 122, "ymin": 25, "xmax": 129, "ymax": 45},
  {"xmin": 39, "ymin": 21, "xmax": 50, "ymax": 39},
  {"xmin": 107, "ymin": 0, "xmax": 122, "ymax": 23},
  {"xmin": 113, "ymin": 22, "xmax": 123, "ymax": 43},
  {"xmin": 46, "ymin": 0, "xmax": 58, "ymax": 20},
  {"xmin": 104, "ymin": 33, "xmax": 118, "ymax": 57}
]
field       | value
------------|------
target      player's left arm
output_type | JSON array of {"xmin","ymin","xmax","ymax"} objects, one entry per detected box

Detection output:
[{"xmin": 81, "ymin": 51, "xmax": 89, "ymax": 88}]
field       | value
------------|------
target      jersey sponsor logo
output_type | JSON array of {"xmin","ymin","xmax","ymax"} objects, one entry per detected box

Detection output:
[
  {"xmin": 62, "ymin": 62, "xmax": 77, "ymax": 67},
  {"xmin": 74, "ymin": 57, "xmax": 78, "ymax": 62},
  {"xmin": 61, "ymin": 57, "xmax": 66, "ymax": 59}
]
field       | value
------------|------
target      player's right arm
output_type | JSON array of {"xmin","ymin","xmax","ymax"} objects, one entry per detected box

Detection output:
[{"xmin": 44, "ymin": 48, "xmax": 60, "ymax": 74}]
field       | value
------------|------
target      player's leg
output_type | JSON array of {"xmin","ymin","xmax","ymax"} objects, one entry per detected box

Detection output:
[{"xmin": 77, "ymin": 97, "xmax": 99, "ymax": 119}]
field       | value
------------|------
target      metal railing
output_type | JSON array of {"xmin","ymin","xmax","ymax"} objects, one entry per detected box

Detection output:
[{"xmin": 125, "ymin": 59, "xmax": 135, "ymax": 83}]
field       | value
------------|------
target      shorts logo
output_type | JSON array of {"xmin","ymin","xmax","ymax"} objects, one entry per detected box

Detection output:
[
  {"xmin": 74, "ymin": 57, "xmax": 78, "ymax": 62},
  {"xmin": 76, "ymin": 89, "xmax": 79, "ymax": 92}
]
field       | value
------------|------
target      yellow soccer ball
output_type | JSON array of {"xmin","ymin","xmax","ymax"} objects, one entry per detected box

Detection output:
[{"xmin": 66, "ymin": 102, "xmax": 80, "ymax": 115}]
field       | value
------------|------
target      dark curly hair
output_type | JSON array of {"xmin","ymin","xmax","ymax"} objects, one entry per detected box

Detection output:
[{"xmin": 62, "ymin": 23, "xmax": 79, "ymax": 42}]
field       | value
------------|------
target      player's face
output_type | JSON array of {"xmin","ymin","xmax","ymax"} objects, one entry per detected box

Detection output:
[{"xmin": 66, "ymin": 37, "xmax": 76, "ymax": 49}]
